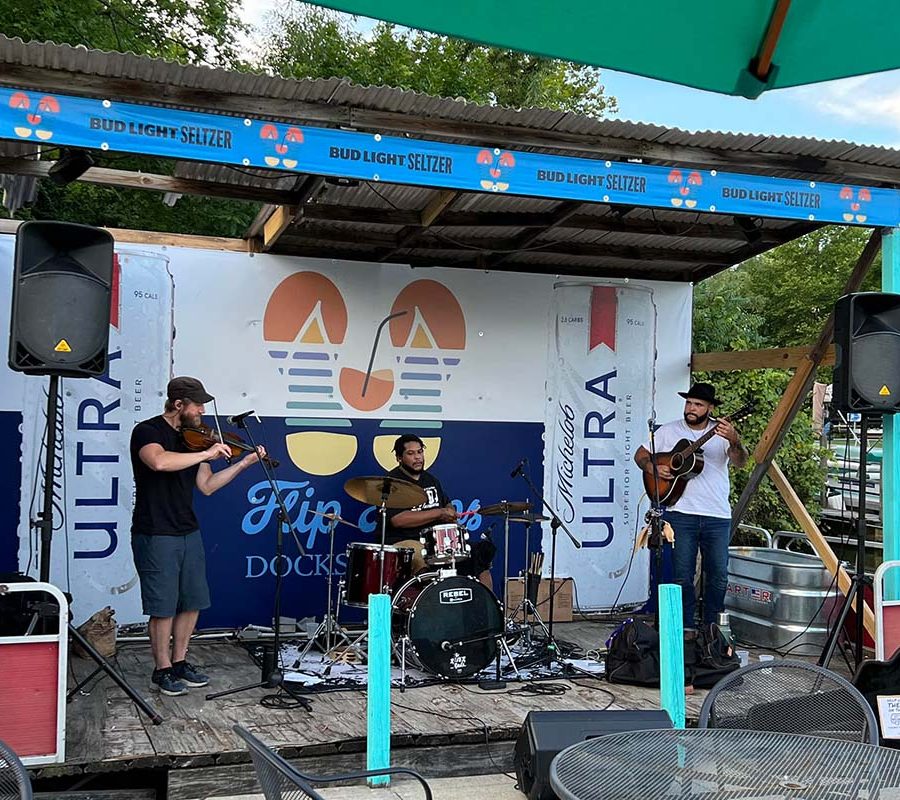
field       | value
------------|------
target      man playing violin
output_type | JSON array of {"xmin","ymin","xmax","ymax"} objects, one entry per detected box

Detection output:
[
  {"xmin": 385, "ymin": 434, "xmax": 496, "ymax": 590},
  {"xmin": 130, "ymin": 376, "xmax": 266, "ymax": 697}
]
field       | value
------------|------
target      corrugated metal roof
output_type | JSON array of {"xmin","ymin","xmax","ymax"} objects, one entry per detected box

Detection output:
[{"xmin": 0, "ymin": 35, "xmax": 889, "ymax": 280}]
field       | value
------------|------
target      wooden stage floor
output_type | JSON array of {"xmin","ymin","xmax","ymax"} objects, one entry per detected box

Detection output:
[{"xmin": 46, "ymin": 619, "xmax": 712, "ymax": 798}]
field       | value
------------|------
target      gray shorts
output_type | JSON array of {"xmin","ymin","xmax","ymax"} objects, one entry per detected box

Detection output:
[{"xmin": 132, "ymin": 530, "xmax": 211, "ymax": 618}]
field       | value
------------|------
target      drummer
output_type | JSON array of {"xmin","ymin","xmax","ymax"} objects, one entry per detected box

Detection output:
[{"xmin": 384, "ymin": 434, "xmax": 496, "ymax": 591}]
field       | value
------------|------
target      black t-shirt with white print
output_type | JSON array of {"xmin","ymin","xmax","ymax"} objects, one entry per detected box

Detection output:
[{"xmin": 384, "ymin": 466, "xmax": 449, "ymax": 544}]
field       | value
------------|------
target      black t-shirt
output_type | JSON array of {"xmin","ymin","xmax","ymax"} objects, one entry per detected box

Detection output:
[
  {"xmin": 384, "ymin": 466, "xmax": 449, "ymax": 544},
  {"xmin": 130, "ymin": 415, "xmax": 200, "ymax": 536}
]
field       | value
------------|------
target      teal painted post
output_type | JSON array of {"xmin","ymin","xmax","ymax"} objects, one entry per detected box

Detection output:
[
  {"xmin": 658, "ymin": 583, "xmax": 685, "ymax": 729},
  {"xmin": 883, "ymin": 231, "xmax": 900, "ymax": 600},
  {"xmin": 367, "ymin": 593, "xmax": 391, "ymax": 786}
]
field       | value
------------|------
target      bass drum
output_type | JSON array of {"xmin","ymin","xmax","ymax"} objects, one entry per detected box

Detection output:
[{"xmin": 392, "ymin": 572, "xmax": 503, "ymax": 678}]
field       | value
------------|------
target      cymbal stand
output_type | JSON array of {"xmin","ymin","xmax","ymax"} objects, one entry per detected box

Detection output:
[
  {"xmin": 502, "ymin": 503, "xmax": 512, "ymax": 615},
  {"xmin": 295, "ymin": 514, "xmax": 354, "ymax": 663}
]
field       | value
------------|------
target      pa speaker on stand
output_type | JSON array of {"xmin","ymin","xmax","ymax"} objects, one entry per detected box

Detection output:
[
  {"xmin": 7, "ymin": 221, "xmax": 161, "ymax": 724},
  {"xmin": 8, "ymin": 220, "xmax": 114, "ymax": 377},
  {"xmin": 833, "ymin": 292, "xmax": 900, "ymax": 414}
]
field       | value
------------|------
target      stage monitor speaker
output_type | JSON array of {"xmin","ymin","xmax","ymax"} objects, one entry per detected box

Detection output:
[
  {"xmin": 8, "ymin": 220, "xmax": 114, "ymax": 377},
  {"xmin": 833, "ymin": 292, "xmax": 900, "ymax": 415},
  {"xmin": 513, "ymin": 710, "xmax": 672, "ymax": 800}
]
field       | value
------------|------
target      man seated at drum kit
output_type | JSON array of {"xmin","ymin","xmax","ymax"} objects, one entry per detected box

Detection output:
[{"xmin": 384, "ymin": 434, "xmax": 497, "ymax": 589}]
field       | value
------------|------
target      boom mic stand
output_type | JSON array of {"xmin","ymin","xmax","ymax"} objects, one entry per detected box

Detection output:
[
  {"xmin": 35, "ymin": 374, "xmax": 163, "ymax": 725},
  {"xmin": 818, "ymin": 412, "xmax": 874, "ymax": 670},
  {"xmin": 206, "ymin": 416, "xmax": 310, "ymax": 711},
  {"xmin": 514, "ymin": 460, "xmax": 581, "ymax": 666}
]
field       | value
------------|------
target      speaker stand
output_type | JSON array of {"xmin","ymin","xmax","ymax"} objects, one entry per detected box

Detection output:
[{"xmin": 35, "ymin": 375, "xmax": 161, "ymax": 724}]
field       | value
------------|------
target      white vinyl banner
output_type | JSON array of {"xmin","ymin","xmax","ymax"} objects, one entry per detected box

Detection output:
[
  {"xmin": 544, "ymin": 283, "xmax": 656, "ymax": 609},
  {"xmin": 18, "ymin": 250, "xmax": 173, "ymax": 624}
]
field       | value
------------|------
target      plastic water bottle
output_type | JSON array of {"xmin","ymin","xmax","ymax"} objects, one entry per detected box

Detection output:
[{"xmin": 717, "ymin": 612, "xmax": 734, "ymax": 656}]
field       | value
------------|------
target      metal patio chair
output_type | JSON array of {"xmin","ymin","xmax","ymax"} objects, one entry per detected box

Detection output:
[
  {"xmin": 0, "ymin": 738, "xmax": 32, "ymax": 800},
  {"xmin": 233, "ymin": 725, "xmax": 433, "ymax": 800},
  {"xmin": 698, "ymin": 658, "xmax": 879, "ymax": 745}
]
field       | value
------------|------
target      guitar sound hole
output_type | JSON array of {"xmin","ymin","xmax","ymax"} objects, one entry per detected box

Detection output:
[{"xmin": 670, "ymin": 454, "xmax": 682, "ymax": 471}]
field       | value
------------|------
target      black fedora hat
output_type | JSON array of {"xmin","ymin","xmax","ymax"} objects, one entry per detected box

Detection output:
[{"xmin": 678, "ymin": 382, "xmax": 720, "ymax": 405}]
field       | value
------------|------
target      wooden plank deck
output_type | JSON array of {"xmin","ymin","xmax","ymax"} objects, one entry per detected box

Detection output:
[{"xmin": 42, "ymin": 619, "xmax": 719, "ymax": 796}]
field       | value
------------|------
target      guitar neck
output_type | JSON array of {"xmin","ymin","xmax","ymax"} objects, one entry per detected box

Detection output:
[{"xmin": 682, "ymin": 421, "xmax": 721, "ymax": 456}]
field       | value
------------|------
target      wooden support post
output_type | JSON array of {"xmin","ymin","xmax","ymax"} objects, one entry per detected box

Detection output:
[
  {"xmin": 658, "ymin": 584, "xmax": 685, "ymax": 729},
  {"xmin": 366, "ymin": 593, "xmax": 391, "ymax": 786},
  {"xmin": 768, "ymin": 460, "xmax": 875, "ymax": 637},
  {"xmin": 731, "ymin": 229, "xmax": 882, "ymax": 530}
]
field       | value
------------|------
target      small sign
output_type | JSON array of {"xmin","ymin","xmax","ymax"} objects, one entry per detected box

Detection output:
[
  {"xmin": 880, "ymin": 385, "xmax": 892, "ymax": 396},
  {"xmin": 877, "ymin": 695, "xmax": 900, "ymax": 738},
  {"xmin": 54, "ymin": 339, "xmax": 71, "ymax": 353}
]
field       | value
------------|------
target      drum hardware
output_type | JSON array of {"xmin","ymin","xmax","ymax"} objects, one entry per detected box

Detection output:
[
  {"xmin": 294, "ymin": 512, "xmax": 362, "ymax": 665},
  {"xmin": 510, "ymin": 457, "xmax": 581, "ymax": 668}
]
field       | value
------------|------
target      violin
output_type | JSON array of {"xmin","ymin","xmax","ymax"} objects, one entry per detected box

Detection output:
[{"xmin": 181, "ymin": 424, "xmax": 279, "ymax": 468}]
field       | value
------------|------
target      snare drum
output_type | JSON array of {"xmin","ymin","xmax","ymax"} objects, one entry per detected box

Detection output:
[
  {"xmin": 422, "ymin": 523, "xmax": 470, "ymax": 565},
  {"xmin": 342, "ymin": 542, "xmax": 414, "ymax": 608}
]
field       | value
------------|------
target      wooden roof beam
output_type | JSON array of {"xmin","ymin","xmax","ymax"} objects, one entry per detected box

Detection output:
[{"xmin": 377, "ymin": 189, "xmax": 459, "ymax": 262}]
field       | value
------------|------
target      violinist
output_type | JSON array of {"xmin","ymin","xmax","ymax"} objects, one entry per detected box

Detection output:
[{"xmin": 129, "ymin": 376, "xmax": 266, "ymax": 697}]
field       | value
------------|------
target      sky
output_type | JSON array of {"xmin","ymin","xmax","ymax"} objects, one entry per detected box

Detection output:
[{"xmin": 238, "ymin": 0, "xmax": 900, "ymax": 150}]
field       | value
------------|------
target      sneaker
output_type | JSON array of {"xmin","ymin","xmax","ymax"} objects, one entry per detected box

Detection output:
[
  {"xmin": 172, "ymin": 660, "xmax": 209, "ymax": 688},
  {"xmin": 152, "ymin": 668, "xmax": 188, "ymax": 697}
]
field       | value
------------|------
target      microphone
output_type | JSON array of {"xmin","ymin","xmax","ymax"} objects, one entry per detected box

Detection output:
[
  {"xmin": 480, "ymin": 523, "xmax": 495, "ymax": 542},
  {"xmin": 226, "ymin": 409, "xmax": 255, "ymax": 426},
  {"xmin": 510, "ymin": 458, "xmax": 527, "ymax": 478}
]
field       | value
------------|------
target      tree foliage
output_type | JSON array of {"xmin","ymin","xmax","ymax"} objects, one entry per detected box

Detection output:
[
  {"xmin": 0, "ymin": 0, "xmax": 246, "ymax": 66},
  {"xmin": 692, "ymin": 226, "xmax": 880, "ymax": 533},
  {"xmin": 2, "ymin": 1, "xmax": 617, "ymax": 236},
  {"xmin": 260, "ymin": 5, "xmax": 617, "ymax": 117}
]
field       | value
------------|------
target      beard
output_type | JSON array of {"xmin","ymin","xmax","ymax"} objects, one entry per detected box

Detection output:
[
  {"xmin": 683, "ymin": 410, "xmax": 710, "ymax": 427},
  {"xmin": 179, "ymin": 408, "xmax": 202, "ymax": 429}
]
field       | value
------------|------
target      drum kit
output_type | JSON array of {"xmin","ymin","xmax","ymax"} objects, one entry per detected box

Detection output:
[{"xmin": 298, "ymin": 474, "xmax": 550, "ymax": 682}]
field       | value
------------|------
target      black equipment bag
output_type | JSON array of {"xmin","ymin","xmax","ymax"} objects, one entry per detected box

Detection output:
[{"xmin": 605, "ymin": 619, "xmax": 739, "ymax": 687}]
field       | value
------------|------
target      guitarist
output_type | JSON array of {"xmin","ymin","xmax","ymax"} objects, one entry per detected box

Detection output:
[{"xmin": 633, "ymin": 383, "xmax": 747, "ymax": 628}]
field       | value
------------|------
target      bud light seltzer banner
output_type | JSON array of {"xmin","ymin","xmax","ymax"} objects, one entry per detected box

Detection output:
[
  {"xmin": 18, "ymin": 251, "xmax": 173, "ymax": 624},
  {"xmin": 544, "ymin": 283, "xmax": 656, "ymax": 609}
]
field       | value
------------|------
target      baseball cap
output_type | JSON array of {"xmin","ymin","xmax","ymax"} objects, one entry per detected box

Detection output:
[{"xmin": 166, "ymin": 376, "xmax": 214, "ymax": 404}]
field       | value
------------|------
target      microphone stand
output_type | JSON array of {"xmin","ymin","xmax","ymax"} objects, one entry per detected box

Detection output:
[
  {"xmin": 206, "ymin": 418, "xmax": 310, "ymax": 710},
  {"xmin": 514, "ymin": 461, "xmax": 581, "ymax": 667},
  {"xmin": 645, "ymin": 415, "xmax": 667, "ymax": 629}
]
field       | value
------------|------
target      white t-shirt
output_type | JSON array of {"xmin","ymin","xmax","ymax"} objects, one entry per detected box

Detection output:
[{"xmin": 642, "ymin": 418, "xmax": 732, "ymax": 519}]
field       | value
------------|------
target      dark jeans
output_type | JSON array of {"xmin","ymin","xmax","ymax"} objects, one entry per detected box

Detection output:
[{"xmin": 665, "ymin": 510, "xmax": 731, "ymax": 627}]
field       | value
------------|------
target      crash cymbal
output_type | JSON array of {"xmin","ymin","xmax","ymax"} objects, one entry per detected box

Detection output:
[
  {"xmin": 508, "ymin": 514, "xmax": 551, "ymax": 524},
  {"xmin": 344, "ymin": 475, "xmax": 427, "ymax": 509},
  {"xmin": 479, "ymin": 500, "xmax": 532, "ymax": 516},
  {"xmin": 306, "ymin": 508, "xmax": 361, "ymax": 530}
]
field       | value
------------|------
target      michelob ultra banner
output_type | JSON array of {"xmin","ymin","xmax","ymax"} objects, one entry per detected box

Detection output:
[
  {"xmin": 18, "ymin": 251, "xmax": 173, "ymax": 624},
  {"xmin": 544, "ymin": 283, "xmax": 655, "ymax": 609}
]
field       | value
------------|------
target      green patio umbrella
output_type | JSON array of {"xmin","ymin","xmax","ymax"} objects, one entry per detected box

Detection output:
[{"xmin": 307, "ymin": 0, "xmax": 900, "ymax": 98}]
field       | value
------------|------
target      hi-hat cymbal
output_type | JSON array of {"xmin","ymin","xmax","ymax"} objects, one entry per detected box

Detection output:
[
  {"xmin": 307, "ymin": 508, "xmax": 361, "ymax": 530},
  {"xmin": 344, "ymin": 475, "xmax": 427, "ymax": 509},
  {"xmin": 479, "ymin": 500, "xmax": 532, "ymax": 516}
]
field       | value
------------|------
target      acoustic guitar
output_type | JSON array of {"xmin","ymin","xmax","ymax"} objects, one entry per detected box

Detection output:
[{"xmin": 642, "ymin": 403, "xmax": 754, "ymax": 507}]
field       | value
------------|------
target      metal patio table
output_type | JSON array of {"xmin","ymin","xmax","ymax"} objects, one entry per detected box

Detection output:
[{"xmin": 550, "ymin": 727, "xmax": 900, "ymax": 800}]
